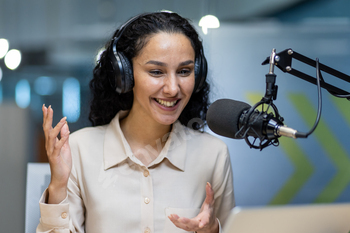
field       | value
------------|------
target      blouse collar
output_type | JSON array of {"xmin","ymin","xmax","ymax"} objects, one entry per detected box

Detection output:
[{"xmin": 103, "ymin": 111, "xmax": 188, "ymax": 171}]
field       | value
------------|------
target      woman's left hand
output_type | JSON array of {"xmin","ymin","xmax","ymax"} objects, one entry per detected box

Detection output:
[{"xmin": 168, "ymin": 182, "xmax": 219, "ymax": 233}]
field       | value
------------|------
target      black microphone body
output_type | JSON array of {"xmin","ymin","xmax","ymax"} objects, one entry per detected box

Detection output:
[{"xmin": 206, "ymin": 99, "xmax": 298, "ymax": 141}]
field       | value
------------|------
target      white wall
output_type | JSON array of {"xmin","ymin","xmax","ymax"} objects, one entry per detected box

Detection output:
[{"xmin": 0, "ymin": 103, "xmax": 30, "ymax": 232}]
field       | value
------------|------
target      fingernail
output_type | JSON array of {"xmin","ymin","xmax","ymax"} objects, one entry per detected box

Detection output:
[
  {"xmin": 207, "ymin": 182, "xmax": 211, "ymax": 188},
  {"xmin": 60, "ymin": 117, "xmax": 67, "ymax": 123}
]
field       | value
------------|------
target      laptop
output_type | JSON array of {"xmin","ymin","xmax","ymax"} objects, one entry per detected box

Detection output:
[{"xmin": 223, "ymin": 203, "xmax": 350, "ymax": 233}]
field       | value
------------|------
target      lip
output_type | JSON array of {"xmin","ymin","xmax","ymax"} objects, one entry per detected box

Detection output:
[{"xmin": 153, "ymin": 98, "xmax": 181, "ymax": 111}]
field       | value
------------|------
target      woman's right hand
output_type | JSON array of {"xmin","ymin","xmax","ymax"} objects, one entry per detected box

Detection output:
[{"xmin": 42, "ymin": 104, "xmax": 72, "ymax": 204}]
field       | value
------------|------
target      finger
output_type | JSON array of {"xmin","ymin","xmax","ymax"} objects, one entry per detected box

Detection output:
[
  {"xmin": 42, "ymin": 104, "xmax": 48, "ymax": 132},
  {"xmin": 204, "ymin": 182, "xmax": 215, "ymax": 205},
  {"xmin": 50, "ymin": 133, "xmax": 70, "ymax": 159},
  {"xmin": 43, "ymin": 105, "xmax": 54, "ymax": 137},
  {"xmin": 168, "ymin": 215, "xmax": 199, "ymax": 231},
  {"xmin": 52, "ymin": 117, "xmax": 67, "ymax": 139},
  {"xmin": 47, "ymin": 105, "xmax": 53, "ymax": 129},
  {"xmin": 42, "ymin": 105, "xmax": 53, "ymax": 151},
  {"xmin": 47, "ymin": 117, "xmax": 67, "ymax": 156},
  {"xmin": 168, "ymin": 217, "xmax": 192, "ymax": 231},
  {"xmin": 168, "ymin": 214, "xmax": 179, "ymax": 221},
  {"xmin": 60, "ymin": 120, "xmax": 69, "ymax": 136},
  {"xmin": 49, "ymin": 116, "xmax": 67, "ymax": 140},
  {"xmin": 61, "ymin": 123, "xmax": 70, "ymax": 147},
  {"xmin": 42, "ymin": 104, "xmax": 47, "ymax": 119},
  {"xmin": 169, "ymin": 184, "xmax": 217, "ymax": 232}
]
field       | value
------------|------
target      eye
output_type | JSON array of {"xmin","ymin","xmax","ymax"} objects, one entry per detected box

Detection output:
[
  {"xmin": 178, "ymin": 68, "xmax": 192, "ymax": 77},
  {"xmin": 149, "ymin": 70, "xmax": 163, "ymax": 77}
]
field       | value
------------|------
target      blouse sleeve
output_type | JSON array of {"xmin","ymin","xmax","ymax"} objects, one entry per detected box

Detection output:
[
  {"xmin": 36, "ymin": 162, "xmax": 85, "ymax": 233},
  {"xmin": 212, "ymin": 145, "xmax": 235, "ymax": 229}
]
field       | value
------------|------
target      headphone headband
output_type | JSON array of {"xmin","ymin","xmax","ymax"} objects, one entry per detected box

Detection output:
[{"xmin": 109, "ymin": 11, "xmax": 207, "ymax": 94}]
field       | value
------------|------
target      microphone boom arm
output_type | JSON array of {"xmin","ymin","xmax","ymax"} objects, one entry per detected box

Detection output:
[
  {"xmin": 262, "ymin": 48, "xmax": 350, "ymax": 99},
  {"xmin": 231, "ymin": 48, "xmax": 348, "ymax": 150}
]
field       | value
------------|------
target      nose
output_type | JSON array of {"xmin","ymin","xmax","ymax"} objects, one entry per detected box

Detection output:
[{"xmin": 163, "ymin": 74, "xmax": 179, "ymax": 96}]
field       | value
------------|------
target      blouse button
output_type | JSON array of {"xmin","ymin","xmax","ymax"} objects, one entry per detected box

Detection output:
[
  {"xmin": 61, "ymin": 212, "xmax": 68, "ymax": 219},
  {"xmin": 144, "ymin": 227, "xmax": 151, "ymax": 233},
  {"xmin": 144, "ymin": 197, "xmax": 150, "ymax": 204},
  {"xmin": 143, "ymin": 170, "xmax": 149, "ymax": 177}
]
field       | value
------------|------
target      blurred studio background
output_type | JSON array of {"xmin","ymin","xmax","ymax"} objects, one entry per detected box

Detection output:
[{"xmin": 1, "ymin": 0, "xmax": 350, "ymax": 231}]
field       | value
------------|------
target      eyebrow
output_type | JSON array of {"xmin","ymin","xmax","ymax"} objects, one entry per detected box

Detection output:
[
  {"xmin": 179, "ymin": 60, "xmax": 195, "ymax": 66},
  {"xmin": 146, "ymin": 60, "xmax": 167, "ymax": 66},
  {"xmin": 145, "ymin": 60, "xmax": 194, "ymax": 67}
]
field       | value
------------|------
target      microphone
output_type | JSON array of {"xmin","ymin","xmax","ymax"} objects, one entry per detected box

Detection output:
[{"xmin": 206, "ymin": 99, "xmax": 299, "ymax": 142}]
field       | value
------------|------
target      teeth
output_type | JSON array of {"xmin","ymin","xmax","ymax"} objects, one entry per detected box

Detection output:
[{"xmin": 156, "ymin": 98, "xmax": 177, "ymax": 107}]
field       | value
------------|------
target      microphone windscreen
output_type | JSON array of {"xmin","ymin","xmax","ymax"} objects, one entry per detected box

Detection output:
[{"xmin": 206, "ymin": 99, "xmax": 251, "ymax": 139}]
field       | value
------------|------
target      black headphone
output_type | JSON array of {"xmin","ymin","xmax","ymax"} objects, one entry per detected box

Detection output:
[{"xmin": 108, "ymin": 12, "xmax": 208, "ymax": 94}]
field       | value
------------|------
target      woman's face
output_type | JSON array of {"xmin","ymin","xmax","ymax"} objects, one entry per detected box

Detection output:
[{"xmin": 131, "ymin": 32, "xmax": 195, "ymax": 126}]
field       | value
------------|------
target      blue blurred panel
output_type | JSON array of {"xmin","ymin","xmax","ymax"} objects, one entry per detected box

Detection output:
[
  {"xmin": 15, "ymin": 79, "xmax": 31, "ymax": 109},
  {"xmin": 62, "ymin": 77, "xmax": 80, "ymax": 123},
  {"xmin": 34, "ymin": 76, "xmax": 56, "ymax": 96}
]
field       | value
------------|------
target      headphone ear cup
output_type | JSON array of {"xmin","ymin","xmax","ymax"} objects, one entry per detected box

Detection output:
[
  {"xmin": 194, "ymin": 53, "xmax": 208, "ymax": 93},
  {"xmin": 118, "ymin": 52, "xmax": 134, "ymax": 93},
  {"xmin": 110, "ymin": 50, "xmax": 134, "ymax": 94}
]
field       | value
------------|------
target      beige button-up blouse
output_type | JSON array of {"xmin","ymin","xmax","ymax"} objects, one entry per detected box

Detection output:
[{"xmin": 37, "ymin": 112, "xmax": 235, "ymax": 233}]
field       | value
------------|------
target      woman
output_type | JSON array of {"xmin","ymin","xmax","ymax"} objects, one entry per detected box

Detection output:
[{"xmin": 38, "ymin": 11, "xmax": 234, "ymax": 233}]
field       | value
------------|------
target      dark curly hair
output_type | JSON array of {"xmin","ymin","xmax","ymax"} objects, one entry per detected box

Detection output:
[{"xmin": 89, "ymin": 12, "xmax": 210, "ymax": 130}]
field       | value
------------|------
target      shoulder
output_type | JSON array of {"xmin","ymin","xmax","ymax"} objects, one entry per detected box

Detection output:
[
  {"xmin": 193, "ymin": 129, "xmax": 226, "ymax": 145},
  {"xmin": 69, "ymin": 125, "xmax": 108, "ymax": 146},
  {"xmin": 186, "ymin": 124, "xmax": 226, "ymax": 144},
  {"xmin": 68, "ymin": 125, "xmax": 108, "ymax": 167},
  {"xmin": 176, "ymin": 125, "xmax": 232, "ymax": 174},
  {"xmin": 177, "ymin": 123, "xmax": 229, "ymax": 156}
]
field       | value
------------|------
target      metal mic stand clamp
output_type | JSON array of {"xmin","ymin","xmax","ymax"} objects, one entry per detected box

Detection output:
[
  {"xmin": 264, "ymin": 48, "xmax": 278, "ymax": 102},
  {"xmin": 240, "ymin": 49, "xmax": 285, "ymax": 150}
]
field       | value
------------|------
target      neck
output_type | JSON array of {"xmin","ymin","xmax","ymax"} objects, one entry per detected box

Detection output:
[{"xmin": 120, "ymin": 110, "xmax": 172, "ymax": 166}]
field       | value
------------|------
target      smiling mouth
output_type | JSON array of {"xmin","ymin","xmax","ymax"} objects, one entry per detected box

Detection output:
[{"xmin": 155, "ymin": 98, "xmax": 179, "ymax": 107}]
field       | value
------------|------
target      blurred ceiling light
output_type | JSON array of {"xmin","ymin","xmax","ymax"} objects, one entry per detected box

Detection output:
[
  {"xmin": 4, "ymin": 49, "xmax": 21, "ymax": 70},
  {"xmin": 199, "ymin": 15, "xmax": 220, "ymax": 35},
  {"xmin": 0, "ymin": 38, "xmax": 9, "ymax": 59},
  {"xmin": 160, "ymin": 10, "xmax": 173, "ymax": 13}
]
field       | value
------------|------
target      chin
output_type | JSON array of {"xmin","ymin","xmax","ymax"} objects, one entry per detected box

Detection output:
[{"xmin": 156, "ymin": 115, "xmax": 179, "ymax": 126}]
